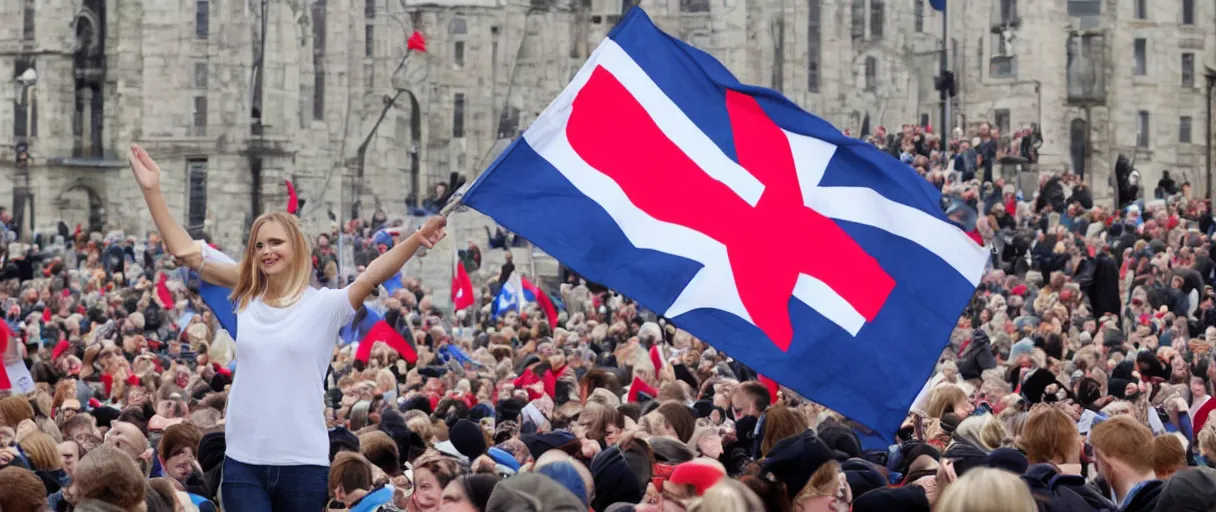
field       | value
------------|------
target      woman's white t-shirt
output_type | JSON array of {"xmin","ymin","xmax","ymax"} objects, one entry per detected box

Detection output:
[{"xmin": 224, "ymin": 286, "xmax": 355, "ymax": 466}]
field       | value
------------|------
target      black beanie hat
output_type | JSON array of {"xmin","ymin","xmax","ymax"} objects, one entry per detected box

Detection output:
[
  {"xmin": 449, "ymin": 419, "xmax": 488, "ymax": 459},
  {"xmin": 590, "ymin": 446, "xmax": 645, "ymax": 512},
  {"xmin": 328, "ymin": 426, "xmax": 360, "ymax": 462},
  {"xmin": 760, "ymin": 430, "xmax": 836, "ymax": 500}
]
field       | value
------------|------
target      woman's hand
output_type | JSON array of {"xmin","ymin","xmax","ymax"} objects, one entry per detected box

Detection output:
[
  {"xmin": 127, "ymin": 144, "xmax": 161, "ymax": 191},
  {"xmin": 413, "ymin": 217, "xmax": 448, "ymax": 248}
]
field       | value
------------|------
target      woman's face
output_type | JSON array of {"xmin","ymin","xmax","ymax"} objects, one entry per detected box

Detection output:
[
  {"xmin": 412, "ymin": 468, "xmax": 444, "ymax": 511},
  {"xmin": 58, "ymin": 441, "xmax": 80, "ymax": 479},
  {"xmin": 439, "ymin": 480, "xmax": 479, "ymax": 512},
  {"xmin": 253, "ymin": 220, "xmax": 294, "ymax": 276},
  {"xmin": 605, "ymin": 423, "xmax": 623, "ymax": 446},
  {"xmin": 1191, "ymin": 376, "xmax": 1208, "ymax": 400},
  {"xmin": 954, "ymin": 399, "xmax": 975, "ymax": 418},
  {"xmin": 163, "ymin": 447, "xmax": 196, "ymax": 482},
  {"xmin": 697, "ymin": 432, "xmax": 723, "ymax": 459}
]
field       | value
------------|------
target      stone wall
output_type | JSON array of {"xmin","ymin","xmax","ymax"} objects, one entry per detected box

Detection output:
[{"xmin": 3, "ymin": 0, "xmax": 1216, "ymax": 256}]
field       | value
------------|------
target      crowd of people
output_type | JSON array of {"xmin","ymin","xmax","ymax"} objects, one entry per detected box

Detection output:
[{"xmin": 0, "ymin": 122, "xmax": 1215, "ymax": 512}]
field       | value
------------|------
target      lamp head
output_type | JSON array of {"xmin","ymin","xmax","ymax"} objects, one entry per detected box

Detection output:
[{"xmin": 17, "ymin": 68, "xmax": 37, "ymax": 85}]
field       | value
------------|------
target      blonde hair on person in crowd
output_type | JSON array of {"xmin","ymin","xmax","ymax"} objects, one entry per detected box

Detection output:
[
  {"xmin": 686, "ymin": 479, "xmax": 766, "ymax": 512},
  {"xmin": 1199, "ymin": 423, "xmax": 1216, "ymax": 460},
  {"xmin": 953, "ymin": 414, "xmax": 1006, "ymax": 452},
  {"xmin": 229, "ymin": 211, "xmax": 313, "ymax": 311},
  {"xmin": 19, "ymin": 432, "xmax": 63, "ymax": 471},
  {"xmin": 72, "ymin": 445, "xmax": 148, "ymax": 510},
  {"xmin": 0, "ymin": 466, "xmax": 48, "ymax": 512},
  {"xmin": 936, "ymin": 467, "xmax": 1037, "ymax": 512},
  {"xmin": 927, "ymin": 384, "xmax": 968, "ymax": 419}
]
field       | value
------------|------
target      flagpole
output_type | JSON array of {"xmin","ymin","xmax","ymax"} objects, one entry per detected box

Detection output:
[{"xmin": 450, "ymin": 215, "xmax": 459, "ymax": 310}]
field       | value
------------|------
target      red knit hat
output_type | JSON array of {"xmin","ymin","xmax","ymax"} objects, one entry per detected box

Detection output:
[{"xmin": 669, "ymin": 462, "xmax": 725, "ymax": 496}]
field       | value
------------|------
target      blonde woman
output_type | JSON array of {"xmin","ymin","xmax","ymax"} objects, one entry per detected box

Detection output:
[
  {"xmin": 936, "ymin": 467, "xmax": 1036, "ymax": 512},
  {"xmin": 686, "ymin": 479, "xmax": 766, "ymax": 512},
  {"xmin": 128, "ymin": 144, "xmax": 446, "ymax": 512}
]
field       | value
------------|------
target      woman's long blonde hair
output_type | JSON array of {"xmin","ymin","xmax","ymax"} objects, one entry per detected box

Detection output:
[{"xmin": 229, "ymin": 211, "xmax": 313, "ymax": 311}]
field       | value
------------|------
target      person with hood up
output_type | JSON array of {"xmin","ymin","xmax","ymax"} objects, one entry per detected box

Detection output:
[{"xmin": 588, "ymin": 445, "xmax": 644, "ymax": 511}]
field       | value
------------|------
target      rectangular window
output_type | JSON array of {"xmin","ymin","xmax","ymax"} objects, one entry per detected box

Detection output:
[
  {"xmin": 313, "ymin": 71, "xmax": 325, "ymax": 121},
  {"xmin": 453, "ymin": 93, "xmax": 465, "ymax": 138},
  {"xmin": 1133, "ymin": 38, "xmax": 1147, "ymax": 75},
  {"xmin": 186, "ymin": 159, "xmax": 208, "ymax": 236},
  {"xmin": 914, "ymin": 0, "xmax": 924, "ymax": 32},
  {"xmin": 365, "ymin": 0, "xmax": 376, "ymax": 18},
  {"xmin": 920, "ymin": 113, "xmax": 930, "ymax": 128},
  {"xmin": 998, "ymin": 0, "xmax": 1016, "ymax": 24},
  {"xmin": 1134, "ymin": 0, "xmax": 1147, "ymax": 19},
  {"xmin": 1180, "ymin": 116, "xmax": 1193, "ymax": 143},
  {"xmin": 1137, "ymin": 110, "xmax": 1150, "ymax": 148},
  {"xmin": 808, "ymin": 0, "xmax": 821, "ymax": 92},
  {"xmin": 990, "ymin": 56, "xmax": 1016, "ymax": 78},
  {"xmin": 313, "ymin": 0, "xmax": 327, "ymax": 121},
  {"xmin": 1183, "ymin": 53, "xmax": 1195, "ymax": 87},
  {"xmin": 1066, "ymin": 0, "xmax": 1100, "ymax": 16},
  {"xmin": 994, "ymin": 109, "xmax": 1011, "ymax": 135},
  {"xmin": 851, "ymin": 0, "xmax": 865, "ymax": 40},
  {"xmin": 194, "ymin": 62, "xmax": 208, "ymax": 88},
  {"xmin": 454, "ymin": 41, "xmax": 465, "ymax": 67},
  {"xmin": 1182, "ymin": 0, "xmax": 1195, "ymax": 25},
  {"xmin": 22, "ymin": 0, "xmax": 35, "ymax": 41},
  {"xmin": 869, "ymin": 0, "xmax": 884, "ymax": 39},
  {"xmin": 192, "ymin": 96, "xmax": 207, "ymax": 136},
  {"xmin": 196, "ymin": 0, "xmax": 209, "ymax": 39},
  {"xmin": 365, "ymin": 24, "xmax": 374, "ymax": 57}
]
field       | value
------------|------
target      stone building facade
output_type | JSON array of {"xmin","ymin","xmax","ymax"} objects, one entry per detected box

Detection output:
[{"xmin": 1, "ymin": 0, "xmax": 1214, "ymax": 251}]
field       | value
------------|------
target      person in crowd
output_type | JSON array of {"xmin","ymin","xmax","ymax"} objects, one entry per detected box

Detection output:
[
  {"xmin": 6, "ymin": 118, "xmax": 1216, "ymax": 512},
  {"xmin": 126, "ymin": 143, "xmax": 445, "ymax": 511}
]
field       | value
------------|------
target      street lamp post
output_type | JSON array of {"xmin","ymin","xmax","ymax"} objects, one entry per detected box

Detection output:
[
  {"xmin": 1206, "ymin": 67, "xmax": 1216, "ymax": 205},
  {"xmin": 12, "ymin": 68, "xmax": 37, "ymax": 241}
]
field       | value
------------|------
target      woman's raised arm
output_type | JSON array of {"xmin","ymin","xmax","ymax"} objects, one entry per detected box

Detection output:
[
  {"xmin": 128, "ymin": 144, "xmax": 239, "ymax": 288},
  {"xmin": 347, "ymin": 217, "xmax": 447, "ymax": 310}
]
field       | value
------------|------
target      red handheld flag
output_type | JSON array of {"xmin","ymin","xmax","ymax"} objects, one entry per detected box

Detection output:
[
  {"xmin": 355, "ymin": 320, "xmax": 418, "ymax": 364},
  {"xmin": 407, "ymin": 31, "xmax": 427, "ymax": 53},
  {"xmin": 156, "ymin": 274, "xmax": 174, "ymax": 309},
  {"xmin": 451, "ymin": 261, "xmax": 474, "ymax": 310},
  {"xmin": 521, "ymin": 277, "xmax": 557, "ymax": 330},
  {"xmin": 285, "ymin": 179, "xmax": 299, "ymax": 214},
  {"xmin": 0, "ymin": 322, "xmax": 11, "ymax": 389}
]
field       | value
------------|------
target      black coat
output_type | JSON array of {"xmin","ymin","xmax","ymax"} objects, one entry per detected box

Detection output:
[
  {"xmin": 958, "ymin": 330, "xmax": 997, "ymax": 381},
  {"xmin": 1084, "ymin": 253, "xmax": 1122, "ymax": 319}
]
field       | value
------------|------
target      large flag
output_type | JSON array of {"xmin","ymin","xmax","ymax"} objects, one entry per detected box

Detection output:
[
  {"xmin": 460, "ymin": 8, "xmax": 987, "ymax": 447},
  {"xmin": 199, "ymin": 245, "xmax": 239, "ymax": 337}
]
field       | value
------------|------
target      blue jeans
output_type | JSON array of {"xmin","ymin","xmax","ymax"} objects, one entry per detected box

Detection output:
[{"xmin": 221, "ymin": 456, "xmax": 329, "ymax": 512}]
